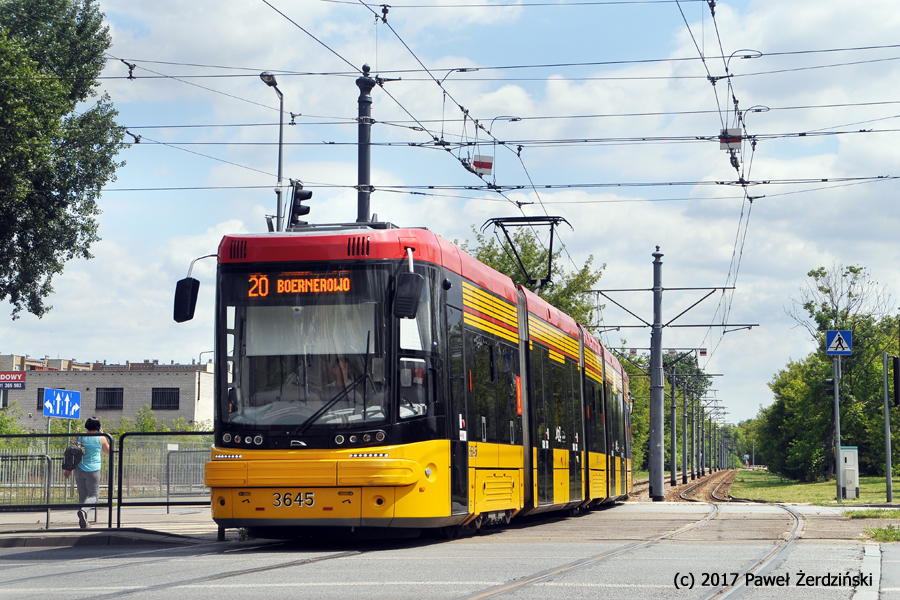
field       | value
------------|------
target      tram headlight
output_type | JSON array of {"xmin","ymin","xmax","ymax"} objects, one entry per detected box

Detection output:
[
  {"xmin": 363, "ymin": 433, "xmax": 372, "ymax": 443},
  {"xmin": 253, "ymin": 435, "xmax": 263, "ymax": 446},
  {"xmin": 375, "ymin": 431, "xmax": 386, "ymax": 442},
  {"xmin": 234, "ymin": 435, "xmax": 242, "ymax": 443},
  {"xmin": 335, "ymin": 435, "xmax": 345, "ymax": 445},
  {"xmin": 349, "ymin": 435, "xmax": 358, "ymax": 443},
  {"xmin": 245, "ymin": 436, "xmax": 253, "ymax": 445},
  {"xmin": 222, "ymin": 433, "xmax": 232, "ymax": 443}
]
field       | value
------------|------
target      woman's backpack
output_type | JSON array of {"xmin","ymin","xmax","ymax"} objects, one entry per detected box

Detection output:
[{"xmin": 62, "ymin": 440, "xmax": 85, "ymax": 471}]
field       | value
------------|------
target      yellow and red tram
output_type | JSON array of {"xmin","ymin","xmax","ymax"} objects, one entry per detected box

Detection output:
[{"xmin": 199, "ymin": 225, "xmax": 631, "ymax": 536}]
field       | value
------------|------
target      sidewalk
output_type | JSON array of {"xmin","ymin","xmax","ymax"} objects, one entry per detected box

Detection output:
[{"xmin": 0, "ymin": 505, "xmax": 237, "ymax": 547}]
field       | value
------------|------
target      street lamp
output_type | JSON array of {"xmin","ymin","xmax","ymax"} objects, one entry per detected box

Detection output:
[{"xmin": 260, "ymin": 72, "xmax": 284, "ymax": 231}]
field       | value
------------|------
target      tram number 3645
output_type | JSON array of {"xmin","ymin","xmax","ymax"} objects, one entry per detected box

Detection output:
[{"xmin": 272, "ymin": 492, "xmax": 315, "ymax": 508}]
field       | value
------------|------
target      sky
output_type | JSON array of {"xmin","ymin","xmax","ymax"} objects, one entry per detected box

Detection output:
[{"xmin": 3, "ymin": 0, "xmax": 900, "ymax": 424}]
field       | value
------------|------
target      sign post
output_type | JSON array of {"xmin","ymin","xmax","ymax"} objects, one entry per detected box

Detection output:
[{"xmin": 826, "ymin": 330, "xmax": 852, "ymax": 501}]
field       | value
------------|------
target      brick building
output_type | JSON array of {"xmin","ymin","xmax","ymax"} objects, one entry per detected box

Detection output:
[{"xmin": 0, "ymin": 354, "xmax": 214, "ymax": 431}]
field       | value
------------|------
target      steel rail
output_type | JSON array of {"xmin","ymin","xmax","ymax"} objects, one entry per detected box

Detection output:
[
  {"xmin": 679, "ymin": 470, "xmax": 733, "ymax": 502},
  {"xmin": 81, "ymin": 550, "xmax": 362, "ymax": 600},
  {"xmin": 463, "ymin": 500, "xmax": 721, "ymax": 599},
  {"xmin": 701, "ymin": 482, "xmax": 804, "ymax": 600},
  {"xmin": 0, "ymin": 539, "xmax": 286, "ymax": 586}
]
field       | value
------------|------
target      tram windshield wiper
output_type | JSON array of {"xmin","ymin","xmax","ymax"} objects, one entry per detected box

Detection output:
[{"xmin": 295, "ymin": 332, "xmax": 374, "ymax": 435}]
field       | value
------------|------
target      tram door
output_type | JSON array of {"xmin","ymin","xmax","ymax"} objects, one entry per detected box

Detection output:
[
  {"xmin": 531, "ymin": 345, "xmax": 554, "ymax": 505},
  {"xmin": 447, "ymin": 307, "xmax": 468, "ymax": 514},
  {"xmin": 566, "ymin": 360, "xmax": 582, "ymax": 503},
  {"xmin": 605, "ymin": 380, "xmax": 617, "ymax": 498}
]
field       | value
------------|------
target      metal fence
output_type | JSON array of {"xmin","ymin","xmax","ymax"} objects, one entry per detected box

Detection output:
[{"xmin": 0, "ymin": 431, "xmax": 213, "ymax": 528}]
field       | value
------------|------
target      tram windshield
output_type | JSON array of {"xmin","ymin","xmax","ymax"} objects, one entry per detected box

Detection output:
[{"xmin": 217, "ymin": 264, "xmax": 392, "ymax": 429}]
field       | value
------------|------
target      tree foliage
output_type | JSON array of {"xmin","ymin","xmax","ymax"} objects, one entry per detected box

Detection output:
[
  {"xmin": 460, "ymin": 226, "xmax": 604, "ymax": 327},
  {"xmin": 0, "ymin": 401, "xmax": 26, "ymax": 434},
  {"xmin": 45, "ymin": 405, "xmax": 209, "ymax": 436},
  {"xmin": 0, "ymin": 0, "xmax": 125, "ymax": 318},
  {"xmin": 787, "ymin": 263, "xmax": 892, "ymax": 340},
  {"xmin": 755, "ymin": 264, "xmax": 900, "ymax": 481}
]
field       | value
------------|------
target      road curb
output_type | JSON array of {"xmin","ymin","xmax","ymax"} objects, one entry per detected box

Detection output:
[{"xmin": 0, "ymin": 527, "xmax": 218, "ymax": 548}]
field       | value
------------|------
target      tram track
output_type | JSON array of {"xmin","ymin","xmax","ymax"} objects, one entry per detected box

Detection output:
[
  {"xmin": 462, "ymin": 499, "xmax": 721, "ymax": 599},
  {"xmin": 0, "ymin": 539, "xmax": 286, "ymax": 587},
  {"xmin": 699, "ymin": 473, "xmax": 805, "ymax": 600},
  {"xmin": 82, "ymin": 549, "xmax": 361, "ymax": 600},
  {"xmin": 673, "ymin": 469, "xmax": 805, "ymax": 599},
  {"xmin": 678, "ymin": 469, "xmax": 735, "ymax": 503},
  {"xmin": 462, "ymin": 471, "xmax": 805, "ymax": 600}
]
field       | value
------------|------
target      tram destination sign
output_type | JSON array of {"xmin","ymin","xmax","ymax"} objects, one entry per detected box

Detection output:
[
  {"xmin": 0, "ymin": 372, "xmax": 25, "ymax": 390},
  {"xmin": 248, "ymin": 273, "xmax": 352, "ymax": 298}
]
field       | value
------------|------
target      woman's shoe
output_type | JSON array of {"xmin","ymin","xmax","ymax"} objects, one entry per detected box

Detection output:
[{"xmin": 77, "ymin": 510, "xmax": 88, "ymax": 529}]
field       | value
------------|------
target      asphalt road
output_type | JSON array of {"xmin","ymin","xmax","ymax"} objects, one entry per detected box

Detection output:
[{"xmin": 0, "ymin": 502, "xmax": 889, "ymax": 600}]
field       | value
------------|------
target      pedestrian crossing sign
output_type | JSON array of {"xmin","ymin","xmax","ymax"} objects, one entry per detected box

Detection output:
[{"xmin": 826, "ymin": 330, "xmax": 852, "ymax": 355}]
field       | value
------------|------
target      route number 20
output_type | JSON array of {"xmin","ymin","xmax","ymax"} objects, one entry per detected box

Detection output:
[
  {"xmin": 272, "ymin": 492, "xmax": 314, "ymax": 507},
  {"xmin": 249, "ymin": 275, "xmax": 269, "ymax": 297}
]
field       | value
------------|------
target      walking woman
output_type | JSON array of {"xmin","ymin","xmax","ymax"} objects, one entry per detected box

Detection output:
[{"xmin": 63, "ymin": 417, "xmax": 110, "ymax": 528}]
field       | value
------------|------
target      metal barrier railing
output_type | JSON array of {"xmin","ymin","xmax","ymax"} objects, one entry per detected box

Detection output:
[
  {"xmin": 0, "ymin": 433, "xmax": 115, "ymax": 528},
  {"xmin": 166, "ymin": 449, "xmax": 209, "ymax": 513},
  {"xmin": 116, "ymin": 431, "xmax": 213, "ymax": 528}
]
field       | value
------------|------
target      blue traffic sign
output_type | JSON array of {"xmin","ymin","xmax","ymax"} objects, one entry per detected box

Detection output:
[
  {"xmin": 42, "ymin": 388, "xmax": 81, "ymax": 419},
  {"xmin": 826, "ymin": 330, "xmax": 852, "ymax": 355}
]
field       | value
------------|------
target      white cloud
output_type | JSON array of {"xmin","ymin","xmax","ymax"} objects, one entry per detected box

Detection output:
[{"xmin": 6, "ymin": 0, "xmax": 900, "ymax": 425}]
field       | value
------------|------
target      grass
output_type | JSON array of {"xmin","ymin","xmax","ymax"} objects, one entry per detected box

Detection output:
[
  {"xmin": 866, "ymin": 524, "xmax": 900, "ymax": 542},
  {"xmin": 728, "ymin": 469, "xmax": 900, "ymax": 505},
  {"xmin": 843, "ymin": 509, "xmax": 900, "ymax": 519}
]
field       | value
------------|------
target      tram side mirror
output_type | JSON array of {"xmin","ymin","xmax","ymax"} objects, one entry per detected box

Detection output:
[
  {"xmin": 393, "ymin": 272, "xmax": 425, "ymax": 319},
  {"xmin": 174, "ymin": 277, "xmax": 200, "ymax": 323}
]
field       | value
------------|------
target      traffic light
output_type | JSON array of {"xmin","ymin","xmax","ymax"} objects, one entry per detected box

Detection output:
[
  {"xmin": 288, "ymin": 182, "xmax": 312, "ymax": 227},
  {"xmin": 825, "ymin": 377, "xmax": 835, "ymax": 396},
  {"xmin": 893, "ymin": 356, "xmax": 900, "ymax": 408}
]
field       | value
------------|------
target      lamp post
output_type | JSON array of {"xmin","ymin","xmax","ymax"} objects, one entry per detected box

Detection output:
[{"xmin": 260, "ymin": 72, "xmax": 284, "ymax": 231}]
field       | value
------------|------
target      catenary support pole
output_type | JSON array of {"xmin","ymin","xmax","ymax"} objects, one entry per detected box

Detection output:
[
  {"xmin": 700, "ymin": 406, "xmax": 705, "ymax": 476},
  {"xmin": 690, "ymin": 391, "xmax": 696, "ymax": 480},
  {"xmin": 682, "ymin": 380, "xmax": 688, "ymax": 484},
  {"xmin": 356, "ymin": 65, "xmax": 376, "ymax": 223},
  {"xmin": 649, "ymin": 248, "xmax": 665, "ymax": 501},
  {"xmin": 670, "ymin": 374, "xmax": 677, "ymax": 487},
  {"xmin": 883, "ymin": 352, "xmax": 893, "ymax": 503}
]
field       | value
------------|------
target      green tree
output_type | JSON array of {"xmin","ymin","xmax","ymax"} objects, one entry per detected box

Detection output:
[
  {"xmin": 619, "ymin": 352, "xmax": 649, "ymax": 471},
  {"xmin": 0, "ymin": 401, "xmax": 26, "ymax": 434},
  {"xmin": 460, "ymin": 227, "xmax": 604, "ymax": 326},
  {"xmin": 0, "ymin": 0, "xmax": 125, "ymax": 318},
  {"xmin": 755, "ymin": 264, "xmax": 900, "ymax": 481}
]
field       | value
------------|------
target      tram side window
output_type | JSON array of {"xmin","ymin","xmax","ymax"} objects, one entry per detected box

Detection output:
[
  {"xmin": 448, "ymin": 308, "xmax": 465, "ymax": 440},
  {"xmin": 611, "ymin": 385, "xmax": 622, "ymax": 454},
  {"xmin": 530, "ymin": 344, "xmax": 550, "ymax": 447},
  {"xmin": 624, "ymin": 403, "xmax": 632, "ymax": 458},
  {"xmin": 567, "ymin": 359, "xmax": 582, "ymax": 449},
  {"xmin": 603, "ymin": 380, "xmax": 615, "ymax": 453},
  {"xmin": 497, "ymin": 342, "xmax": 520, "ymax": 444},
  {"xmin": 466, "ymin": 331, "xmax": 494, "ymax": 442},
  {"xmin": 593, "ymin": 380, "xmax": 606, "ymax": 453},
  {"xmin": 550, "ymin": 361, "xmax": 567, "ymax": 449},
  {"xmin": 398, "ymin": 357, "xmax": 432, "ymax": 419}
]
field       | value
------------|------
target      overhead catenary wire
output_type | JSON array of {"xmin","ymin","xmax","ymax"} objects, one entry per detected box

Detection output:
[
  {"xmin": 361, "ymin": 1, "xmax": 589, "ymax": 273},
  {"xmin": 111, "ymin": 99, "xmax": 900, "ymax": 130}
]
